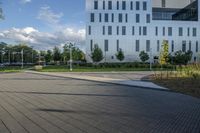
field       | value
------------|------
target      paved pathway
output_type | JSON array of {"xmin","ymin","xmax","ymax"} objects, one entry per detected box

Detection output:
[
  {"xmin": 0, "ymin": 73, "xmax": 199, "ymax": 133},
  {"xmin": 26, "ymin": 71, "xmax": 166, "ymax": 90}
]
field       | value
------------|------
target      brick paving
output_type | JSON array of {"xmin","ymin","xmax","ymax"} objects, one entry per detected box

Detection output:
[{"xmin": 0, "ymin": 73, "xmax": 199, "ymax": 133}]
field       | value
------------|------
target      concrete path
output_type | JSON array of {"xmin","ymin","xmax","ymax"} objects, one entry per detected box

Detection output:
[
  {"xmin": 26, "ymin": 71, "xmax": 167, "ymax": 90},
  {"xmin": 0, "ymin": 73, "xmax": 199, "ymax": 133}
]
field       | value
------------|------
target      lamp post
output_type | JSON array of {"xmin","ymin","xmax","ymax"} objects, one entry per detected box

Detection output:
[
  {"xmin": 21, "ymin": 49, "xmax": 24, "ymax": 69},
  {"xmin": 150, "ymin": 48, "xmax": 152, "ymax": 71},
  {"xmin": 70, "ymin": 43, "xmax": 73, "ymax": 72}
]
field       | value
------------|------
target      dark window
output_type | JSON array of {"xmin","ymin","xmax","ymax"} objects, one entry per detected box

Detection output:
[
  {"xmin": 155, "ymin": 27, "xmax": 158, "ymax": 36},
  {"xmin": 108, "ymin": 1, "xmax": 112, "ymax": 10},
  {"xmin": 132, "ymin": 26, "xmax": 135, "ymax": 35},
  {"xmin": 99, "ymin": 13, "xmax": 102, "ymax": 22},
  {"xmin": 125, "ymin": 14, "xmax": 128, "ymax": 23},
  {"xmin": 117, "ymin": 1, "xmax": 119, "ymax": 10},
  {"xmin": 112, "ymin": 13, "xmax": 114, "ymax": 22},
  {"xmin": 103, "ymin": 26, "xmax": 105, "ymax": 35},
  {"xmin": 171, "ymin": 41, "xmax": 174, "ymax": 52},
  {"xmin": 90, "ymin": 40, "xmax": 93, "ymax": 51},
  {"xmin": 122, "ymin": 26, "xmax": 126, "ymax": 35},
  {"xmin": 139, "ymin": 26, "xmax": 142, "ymax": 35},
  {"xmin": 189, "ymin": 41, "xmax": 192, "ymax": 51},
  {"xmin": 143, "ymin": 27, "xmax": 147, "ymax": 36},
  {"xmin": 90, "ymin": 13, "xmax": 95, "ymax": 22},
  {"xmin": 119, "ymin": 13, "xmax": 123, "ymax": 22},
  {"xmin": 88, "ymin": 26, "xmax": 91, "ymax": 35},
  {"xmin": 136, "ymin": 14, "xmax": 140, "ymax": 23},
  {"xmin": 103, "ymin": 1, "xmax": 105, "ymax": 10},
  {"xmin": 162, "ymin": 0, "xmax": 166, "ymax": 8},
  {"xmin": 193, "ymin": 28, "xmax": 197, "ymax": 36},
  {"xmin": 108, "ymin": 26, "xmax": 112, "ymax": 35},
  {"xmin": 136, "ymin": 1, "xmax": 140, "ymax": 10},
  {"xmin": 122, "ymin": 1, "xmax": 126, "ymax": 10},
  {"xmin": 105, "ymin": 13, "xmax": 109, "ymax": 22},
  {"xmin": 182, "ymin": 41, "xmax": 186, "ymax": 52},
  {"xmin": 168, "ymin": 27, "xmax": 172, "ymax": 36},
  {"xmin": 130, "ymin": 1, "xmax": 133, "ymax": 10},
  {"xmin": 157, "ymin": 40, "xmax": 160, "ymax": 52},
  {"xmin": 146, "ymin": 14, "xmax": 150, "ymax": 23},
  {"xmin": 136, "ymin": 40, "xmax": 140, "ymax": 52},
  {"xmin": 179, "ymin": 27, "xmax": 183, "ymax": 36},
  {"xmin": 104, "ymin": 40, "xmax": 109, "ymax": 52},
  {"xmin": 163, "ymin": 27, "xmax": 165, "ymax": 36},
  {"xmin": 143, "ymin": 1, "xmax": 147, "ymax": 10},
  {"xmin": 117, "ymin": 26, "xmax": 119, "ymax": 35},
  {"xmin": 117, "ymin": 40, "xmax": 119, "ymax": 51},
  {"xmin": 146, "ymin": 40, "xmax": 150, "ymax": 52},
  {"xmin": 94, "ymin": 1, "xmax": 98, "ymax": 10},
  {"xmin": 187, "ymin": 28, "xmax": 190, "ymax": 36},
  {"xmin": 196, "ymin": 41, "xmax": 199, "ymax": 52}
]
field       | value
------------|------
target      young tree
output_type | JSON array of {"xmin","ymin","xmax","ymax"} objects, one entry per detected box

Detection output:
[
  {"xmin": 91, "ymin": 44, "xmax": 103, "ymax": 63},
  {"xmin": 159, "ymin": 40, "xmax": 169, "ymax": 65},
  {"xmin": 139, "ymin": 51, "xmax": 149, "ymax": 63},
  {"xmin": 115, "ymin": 49, "xmax": 125, "ymax": 61},
  {"xmin": 45, "ymin": 50, "xmax": 53, "ymax": 63},
  {"xmin": 53, "ymin": 46, "xmax": 61, "ymax": 63}
]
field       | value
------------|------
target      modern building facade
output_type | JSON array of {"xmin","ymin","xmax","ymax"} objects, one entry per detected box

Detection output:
[{"xmin": 86, "ymin": 0, "xmax": 200, "ymax": 62}]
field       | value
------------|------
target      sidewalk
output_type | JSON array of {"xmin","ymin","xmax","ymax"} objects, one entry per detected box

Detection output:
[{"xmin": 26, "ymin": 71, "xmax": 168, "ymax": 90}]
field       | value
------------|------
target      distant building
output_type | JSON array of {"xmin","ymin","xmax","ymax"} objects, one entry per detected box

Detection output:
[{"xmin": 86, "ymin": 0, "xmax": 200, "ymax": 62}]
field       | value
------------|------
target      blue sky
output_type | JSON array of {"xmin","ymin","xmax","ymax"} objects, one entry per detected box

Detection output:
[{"xmin": 0, "ymin": 0, "xmax": 86, "ymax": 50}]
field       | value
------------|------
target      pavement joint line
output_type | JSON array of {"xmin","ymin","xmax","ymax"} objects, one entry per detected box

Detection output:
[{"xmin": 25, "ymin": 71, "xmax": 169, "ymax": 92}]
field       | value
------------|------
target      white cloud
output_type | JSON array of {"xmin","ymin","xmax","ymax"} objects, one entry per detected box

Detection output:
[
  {"xmin": 37, "ymin": 6, "xmax": 63, "ymax": 25},
  {"xmin": 0, "ymin": 27, "xmax": 85, "ymax": 50},
  {"xmin": 21, "ymin": 0, "xmax": 31, "ymax": 4}
]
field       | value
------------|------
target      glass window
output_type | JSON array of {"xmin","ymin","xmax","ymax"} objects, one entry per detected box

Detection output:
[
  {"xmin": 136, "ymin": 14, "xmax": 140, "ymax": 23},
  {"xmin": 112, "ymin": 13, "xmax": 114, "ymax": 22},
  {"xmin": 182, "ymin": 41, "xmax": 186, "ymax": 52},
  {"xmin": 108, "ymin": 26, "xmax": 112, "ymax": 35},
  {"xmin": 122, "ymin": 26, "xmax": 126, "ymax": 35},
  {"xmin": 117, "ymin": 1, "xmax": 119, "ymax": 10},
  {"xmin": 122, "ymin": 1, "xmax": 126, "ymax": 10},
  {"xmin": 99, "ymin": 13, "xmax": 102, "ymax": 22},
  {"xmin": 105, "ymin": 13, "xmax": 109, "ymax": 22},
  {"xmin": 187, "ymin": 28, "xmax": 190, "ymax": 36},
  {"xmin": 130, "ymin": 1, "xmax": 133, "ymax": 10},
  {"xmin": 155, "ymin": 27, "xmax": 158, "ymax": 36},
  {"xmin": 143, "ymin": 1, "xmax": 147, "ymax": 10},
  {"xmin": 196, "ymin": 41, "xmax": 199, "ymax": 52},
  {"xmin": 179, "ymin": 27, "xmax": 183, "ymax": 36},
  {"xmin": 90, "ymin": 40, "xmax": 93, "ymax": 51},
  {"xmin": 103, "ymin": 1, "xmax": 105, "ymax": 10},
  {"xmin": 125, "ymin": 14, "xmax": 128, "ymax": 23},
  {"xmin": 117, "ymin": 40, "xmax": 119, "ymax": 51},
  {"xmin": 88, "ymin": 26, "xmax": 91, "ymax": 35},
  {"xmin": 143, "ymin": 27, "xmax": 147, "ymax": 36},
  {"xmin": 139, "ymin": 27, "xmax": 142, "ymax": 35},
  {"xmin": 163, "ymin": 27, "xmax": 165, "ymax": 36},
  {"xmin": 90, "ymin": 13, "xmax": 95, "ymax": 22},
  {"xmin": 157, "ymin": 40, "xmax": 160, "ymax": 52},
  {"xmin": 104, "ymin": 40, "xmax": 109, "ymax": 52},
  {"xmin": 94, "ymin": 1, "xmax": 98, "ymax": 10},
  {"xmin": 136, "ymin": 40, "xmax": 140, "ymax": 52},
  {"xmin": 193, "ymin": 28, "xmax": 197, "ymax": 37},
  {"xmin": 136, "ymin": 1, "xmax": 140, "ymax": 10},
  {"xmin": 108, "ymin": 1, "xmax": 112, "ymax": 10},
  {"xmin": 146, "ymin": 14, "xmax": 150, "ymax": 23},
  {"xmin": 103, "ymin": 26, "xmax": 105, "ymax": 35},
  {"xmin": 189, "ymin": 41, "xmax": 192, "ymax": 51},
  {"xmin": 132, "ymin": 26, "xmax": 135, "ymax": 35},
  {"xmin": 171, "ymin": 41, "xmax": 174, "ymax": 52},
  {"xmin": 162, "ymin": 0, "xmax": 166, "ymax": 8},
  {"xmin": 146, "ymin": 40, "xmax": 150, "ymax": 52},
  {"xmin": 117, "ymin": 26, "xmax": 119, "ymax": 35},
  {"xmin": 168, "ymin": 27, "xmax": 172, "ymax": 36},
  {"xmin": 118, "ymin": 13, "xmax": 123, "ymax": 22}
]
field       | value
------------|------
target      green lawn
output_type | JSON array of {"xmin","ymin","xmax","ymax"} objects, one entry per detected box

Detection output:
[{"xmin": 0, "ymin": 66, "xmax": 30, "ymax": 73}]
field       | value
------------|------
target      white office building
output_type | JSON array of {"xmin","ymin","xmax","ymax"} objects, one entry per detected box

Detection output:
[{"xmin": 86, "ymin": 0, "xmax": 200, "ymax": 62}]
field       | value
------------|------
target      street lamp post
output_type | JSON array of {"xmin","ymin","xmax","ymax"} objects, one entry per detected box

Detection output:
[
  {"xmin": 21, "ymin": 49, "xmax": 24, "ymax": 69},
  {"xmin": 150, "ymin": 48, "xmax": 152, "ymax": 71},
  {"xmin": 70, "ymin": 43, "xmax": 73, "ymax": 72}
]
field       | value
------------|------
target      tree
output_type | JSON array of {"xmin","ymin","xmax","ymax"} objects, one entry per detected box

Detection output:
[
  {"xmin": 45, "ymin": 50, "xmax": 53, "ymax": 63},
  {"xmin": 169, "ymin": 50, "xmax": 193, "ymax": 65},
  {"xmin": 53, "ymin": 46, "xmax": 61, "ymax": 63},
  {"xmin": 159, "ymin": 40, "xmax": 169, "ymax": 65},
  {"xmin": 91, "ymin": 44, "xmax": 103, "ymax": 63},
  {"xmin": 115, "ymin": 49, "xmax": 125, "ymax": 61},
  {"xmin": 139, "ymin": 51, "xmax": 149, "ymax": 63}
]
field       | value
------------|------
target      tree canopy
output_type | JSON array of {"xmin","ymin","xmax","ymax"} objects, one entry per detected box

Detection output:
[
  {"xmin": 139, "ymin": 51, "xmax": 149, "ymax": 63},
  {"xmin": 91, "ymin": 44, "xmax": 103, "ymax": 63},
  {"xmin": 116, "ymin": 49, "xmax": 125, "ymax": 61}
]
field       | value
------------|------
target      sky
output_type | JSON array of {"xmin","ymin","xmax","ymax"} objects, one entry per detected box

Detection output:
[{"xmin": 0, "ymin": 0, "xmax": 86, "ymax": 50}]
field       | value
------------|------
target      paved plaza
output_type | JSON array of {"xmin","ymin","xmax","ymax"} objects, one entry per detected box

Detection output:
[{"xmin": 0, "ymin": 73, "xmax": 199, "ymax": 133}]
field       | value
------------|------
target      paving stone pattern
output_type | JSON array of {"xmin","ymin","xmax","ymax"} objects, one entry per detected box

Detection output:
[{"xmin": 0, "ymin": 73, "xmax": 199, "ymax": 133}]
